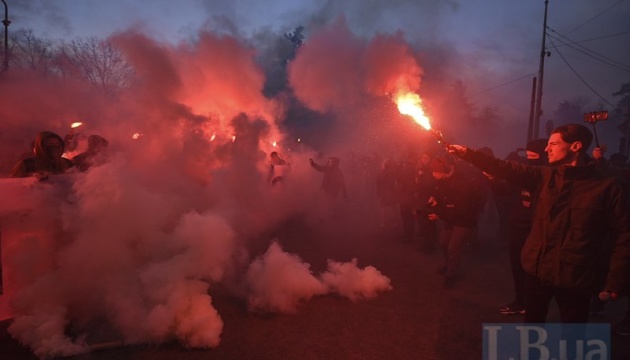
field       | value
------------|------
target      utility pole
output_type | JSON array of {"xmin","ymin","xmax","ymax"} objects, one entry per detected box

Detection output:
[
  {"xmin": 0, "ymin": 0, "xmax": 7, "ymax": 295},
  {"xmin": 527, "ymin": 77, "xmax": 537, "ymax": 144},
  {"xmin": 533, "ymin": 0, "xmax": 549, "ymax": 140},
  {"xmin": 1, "ymin": 0, "xmax": 9, "ymax": 73}
]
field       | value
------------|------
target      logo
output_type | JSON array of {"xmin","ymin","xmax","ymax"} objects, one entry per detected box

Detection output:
[{"xmin": 483, "ymin": 323, "xmax": 610, "ymax": 360}]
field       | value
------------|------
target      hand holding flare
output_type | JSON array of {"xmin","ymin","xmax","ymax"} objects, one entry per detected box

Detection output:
[{"xmin": 395, "ymin": 92, "xmax": 449, "ymax": 146}]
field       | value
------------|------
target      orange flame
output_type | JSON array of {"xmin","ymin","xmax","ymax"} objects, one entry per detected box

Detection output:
[
  {"xmin": 71, "ymin": 122, "xmax": 83, "ymax": 129},
  {"xmin": 395, "ymin": 92, "xmax": 431, "ymax": 130}
]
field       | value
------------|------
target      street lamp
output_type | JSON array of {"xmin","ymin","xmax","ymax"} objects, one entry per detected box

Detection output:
[{"xmin": 1, "ymin": 0, "xmax": 9, "ymax": 73}]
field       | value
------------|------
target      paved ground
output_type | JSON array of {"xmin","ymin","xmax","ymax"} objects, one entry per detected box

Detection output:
[{"xmin": 1, "ymin": 211, "xmax": 629, "ymax": 359}]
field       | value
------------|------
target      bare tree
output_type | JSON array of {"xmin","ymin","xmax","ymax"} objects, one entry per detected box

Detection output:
[
  {"xmin": 9, "ymin": 29, "xmax": 56, "ymax": 74},
  {"xmin": 57, "ymin": 37, "xmax": 135, "ymax": 93}
]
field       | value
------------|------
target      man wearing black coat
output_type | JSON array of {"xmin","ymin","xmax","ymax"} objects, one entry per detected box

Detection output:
[{"xmin": 448, "ymin": 124, "xmax": 630, "ymax": 323}]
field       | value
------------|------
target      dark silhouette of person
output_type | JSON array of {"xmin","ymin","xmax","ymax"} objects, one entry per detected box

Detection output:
[
  {"xmin": 376, "ymin": 158, "xmax": 400, "ymax": 230},
  {"xmin": 71, "ymin": 134, "xmax": 110, "ymax": 172},
  {"xmin": 428, "ymin": 157, "xmax": 477, "ymax": 288},
  {"xmin": 489, "ymin": 138, "xmax": 548, "ymax": 315},
  {"xmin": 10, "ymin": 131, "xmax": 73, "ymax": 178},
  {"xmin": 267, "ymin": 151, "xmax": 290, "ymax": 186},
  {"xmin": 309, "ymin": 156, "xmax": 347, "ymax": 198},
  {"xmin": 396, "ymin": 151, "xmax": 420, "ymax": 242},
  {"xmin": 414, "ymin": 150, "xmax": 439, "ymax": 253}
]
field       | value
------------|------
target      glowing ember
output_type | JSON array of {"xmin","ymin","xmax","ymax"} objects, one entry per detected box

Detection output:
[
  {"xmin": 132, "ymin": 133, "xmax": 143, "ymax": 140},
  {"xmin": 71, "ymin": 122, "xmax": 83, "ymax": 129},
  {"xmin": 395, "ymin": 92, "xmax": 431, "ymax": 130}
]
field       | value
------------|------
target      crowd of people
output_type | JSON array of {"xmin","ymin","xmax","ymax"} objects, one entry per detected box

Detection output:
[
  {"xmin": 303, "ymin": 123, "xmax": 630, "ymax": 336},
  {"xmin": 6, "ymin": 123, "xmax": 630, "ymax": 336}
]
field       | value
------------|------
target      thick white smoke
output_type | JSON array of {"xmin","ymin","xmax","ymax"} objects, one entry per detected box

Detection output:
[
  {"xmin": 246, "ymin": 242, "xmax": 392, "ymax": 313},
  {"xmin": 246, "ymin": 241, "xmax": 328, "ymax": 314},
  {"xmin": 321, "ymin": 258, "xmax": 393, "ymax": 302}
]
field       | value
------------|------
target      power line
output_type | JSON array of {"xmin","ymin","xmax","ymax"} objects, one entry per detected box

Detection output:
[
  {"xmin": 546, "ymin": 29, "xmax": 630, "ymax": 73},
  {"xmin": 566, "ymin": 0, "xmax": 628, "ymax": 35},
  {"xmin": 547, "ymin": 35, "xmax": 618, "ymax": 109},
  {"xmin": 469, "ymin": 72, "xmax": 536, "ymax": 97},
  {"xmin": 547, "ymin": 33, "xmax": 630, "ymax": 73},
  {"xmin": 567, "ymin": 30, "xmax": 630, "ymax": 46}
]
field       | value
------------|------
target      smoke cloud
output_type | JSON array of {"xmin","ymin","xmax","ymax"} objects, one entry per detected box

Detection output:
[
  {"xmin": 246, "ymin": 241, "xmax": 328, "ymax": 314},
  {"xmin": 246, "ymin": 242, "xmax": 392, "ymax": 313},
  {"xmin": 288, "ymin": 16, "xmax": 422, "ymax": 112},
  {"xmin": 0, "ymin": 19, "xmax": 408, "ymax": 358}
]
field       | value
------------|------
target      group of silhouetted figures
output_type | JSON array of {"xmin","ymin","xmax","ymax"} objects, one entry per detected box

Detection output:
[{"xmin": 6, "ymin": 125, "xmax": 630, "ymax": 337}]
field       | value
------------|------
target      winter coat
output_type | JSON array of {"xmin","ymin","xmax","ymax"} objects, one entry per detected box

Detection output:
[
  {"xmin": 413, "ymin": 165, "xmax": 438, "ymax": 214},
  {"xmin": 10, "ymin": 131, "xmax": 73, "ymax": 178},
  {"xmin": 462, "ymin": 149, "xmax": 630, "ymax": 294},
  {"xmin": 311, "ymin": 158, "xmax": 347, "ymax": 198},
  {"xmin": 433, "ymin": 171, "xmax": 478, "ymax": 228}
]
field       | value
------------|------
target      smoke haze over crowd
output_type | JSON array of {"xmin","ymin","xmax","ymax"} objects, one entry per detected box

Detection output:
[
  {"xmin": 1, "ymin": 0, "xmax": 629, "ymax": 357},
  {"xmin": 0, "ymin": 16, "xmax": 405, "ymax": 357},
  {"xmin": 8, "ymin": 0, "xmax": 630, "ymax": 155}
]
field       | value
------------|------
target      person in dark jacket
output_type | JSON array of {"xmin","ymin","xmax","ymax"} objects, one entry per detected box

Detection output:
[
  {"xmin": 72, "ymin": 134, "xmax": 110, "ymax": 172},
  {"xmin": 376, "ymin": 158, "xmax": 400, "ymax": 230},
  {"xmin": 309, "ymin": 156, "xmax": 347, "ymax": 198},
  {"xmin": 489, "ymin": 138, "xmax": 548, "ymax": 315},
  {"xmin": 428, "ymin": 157, "xmax": 477, "ymax": 288},
  {"xmin": 414, "ymin": 151, "xmax": 439, "ymax": 253},
  {"xmin": 591, "ymin": 145, "xmax": 630, "ymax": 334},
  {"xmin": 448, "ymin": 124, "xmax": 630, "ymax": 323},
  {"xmin": 10, "ymin": 131, "xmax": 73, "ymax": 178},
  {"xmin": 396, "ymin": 151, "xmax": 420, "ymax": 242}
]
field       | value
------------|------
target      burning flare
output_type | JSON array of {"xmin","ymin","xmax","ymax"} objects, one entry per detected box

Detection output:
[
  {"xmin": 395, "ymin": 92, "xmax": 431, "ymax": 130},
  {"xmin": 71, "ymin": 122, "xmax": 83, "ymax": 129},
  {"xmin": 394, "ymin": 91, "xmax": 448, "ymax": 145}
]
